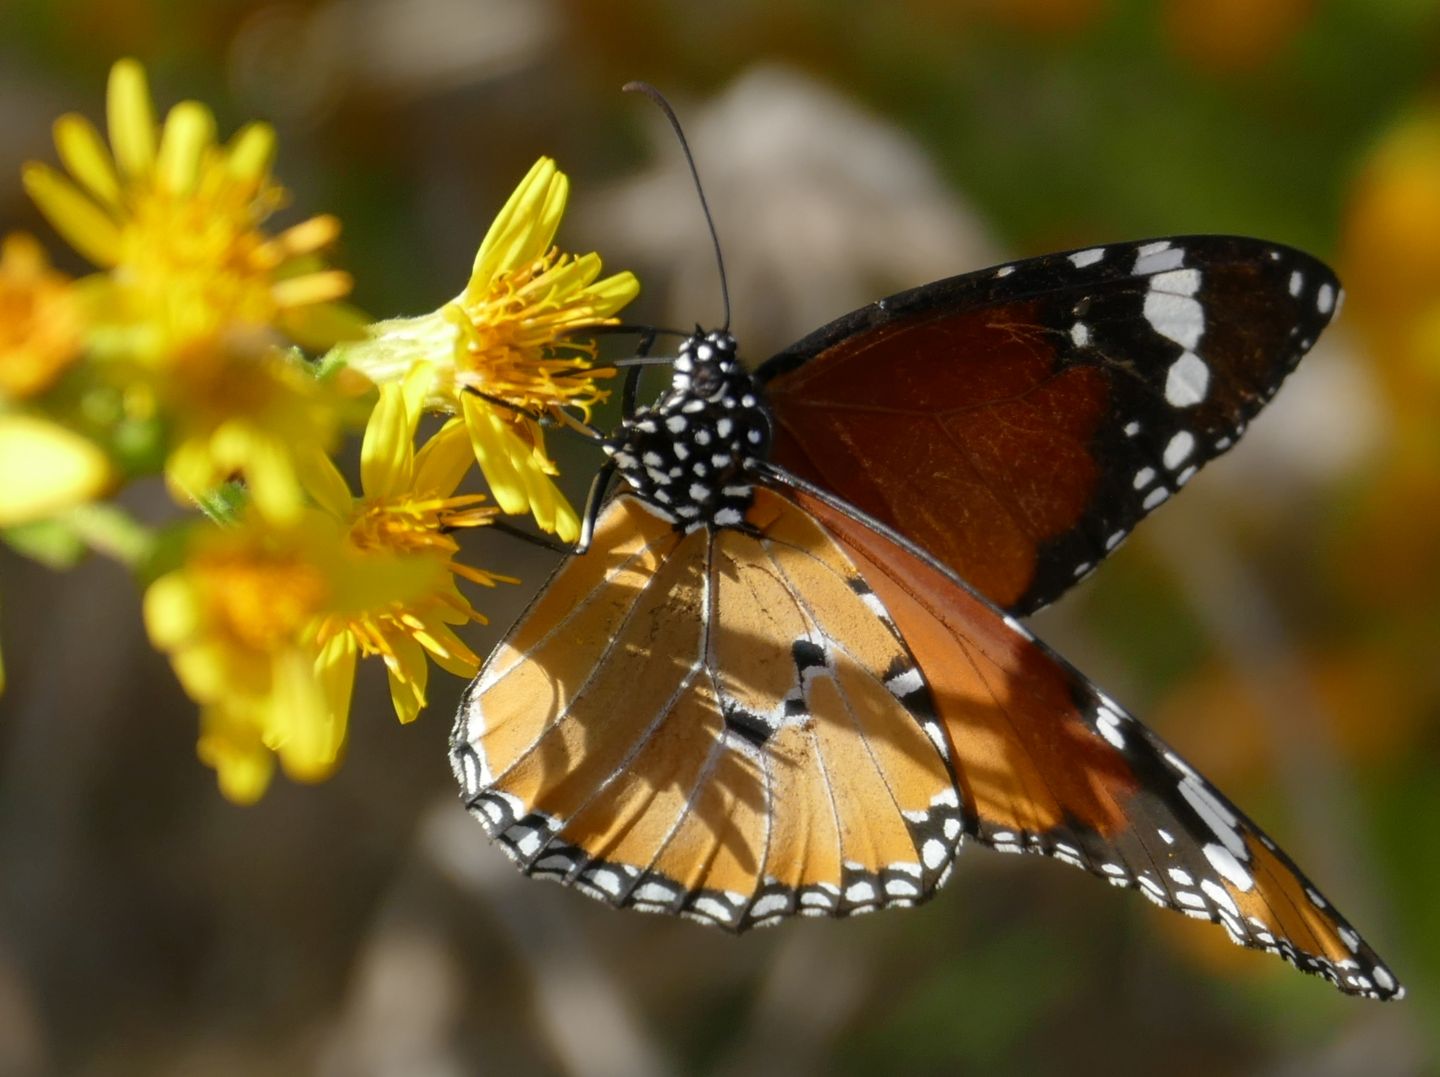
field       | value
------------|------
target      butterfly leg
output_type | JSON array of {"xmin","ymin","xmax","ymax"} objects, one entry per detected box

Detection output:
[
  {"xmin": 482, "ymin": 519, "xmax": 572, "ymax": 555},
  {"xmin": 574, "ymin": 461, "xmax": 617, "ymax": 556},
  {"xmin": 460, "ymin": 386, "xmax": 611, "ymax": 442}
]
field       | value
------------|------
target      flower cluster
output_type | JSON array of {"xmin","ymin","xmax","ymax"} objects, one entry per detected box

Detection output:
[{"xmin": 2, "ymin": 60, "xmax": 637, "ymax": 800}]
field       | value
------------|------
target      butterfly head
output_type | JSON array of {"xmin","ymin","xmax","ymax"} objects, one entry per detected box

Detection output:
[{"xmin": 605, "ymin": 328, "xmax": 771, "ymax": 530}]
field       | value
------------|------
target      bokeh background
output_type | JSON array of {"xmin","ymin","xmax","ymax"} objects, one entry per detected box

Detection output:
[{"xmin": 3, "ymin": 0, "xmax": 1439, "ymax": 1073}]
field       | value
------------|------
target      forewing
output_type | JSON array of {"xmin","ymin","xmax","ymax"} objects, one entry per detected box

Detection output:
[
  {"xmin": 451, "ymin": 490, "xmax": 962, "ymax": 929},
  {"xmin": 758, "ymin": 236, "xmax": 1339, "ymax": 614},
  {"xmin": 781, "ymin": 474, "xmax": 1402, "ymax": 1000}
]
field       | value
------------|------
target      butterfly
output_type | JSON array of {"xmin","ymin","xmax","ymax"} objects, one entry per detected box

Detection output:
[{"xmin": 449, "ymin": 232, "xmax": 1403, "ymax": 1001}]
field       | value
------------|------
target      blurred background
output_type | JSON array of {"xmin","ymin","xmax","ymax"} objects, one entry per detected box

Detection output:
[{"xmin": 2, "ymin": 0, "xmax": 1439, "ymax": 1073}]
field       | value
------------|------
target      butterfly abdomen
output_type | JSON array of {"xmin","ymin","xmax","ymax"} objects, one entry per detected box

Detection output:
[{"xmin": 605, "ymin": 330, "xmax": 771, "ymax": 530}]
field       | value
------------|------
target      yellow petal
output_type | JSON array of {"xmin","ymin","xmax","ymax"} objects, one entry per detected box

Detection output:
[
  {"xmin": 107, "ymin": 58, "xmax": 156, "ymax": 180},
  {"xmin": 142, "ymin": 572, "xmax": 202, "ymax": 651},
  {"xmin": 268, "ymin": 214, "xmax": 342, "ymax": 259},
  {"xmin": 413, "ymin": 418, "xmax": 476, "ymax": 497},
  {"xmin": 521, "ymin": 458, "xmax": 581, "ymax": 542},
  {"xmin": 416, "ymin": 620, "xmax": 482, "ymax": 678},
  {"xmin": 510, "ymin": 435, "xmax": 557, "ymax": 534},
  {"xmin": 461, "ymin": 394, "xmax": 527, "ymax": 514},
  {"xmin": 471, "ymin": 157, "xmax": 566, "ymax": 285},
  {"xmin": 271, "ymin": 270, "xmax": 354, "ymax": 309},
  {"xmin": 361, "ymin": 382, "xmax": 414, "ymax": 500},
  {"xmin": 400, "ymin": 362, "xmax": 436, "ymax": 423},
  {"xmin": 53, "ymin": 114, "xmax": 121, "ymax": 208},
  {"xmin": 295, "ymin": 446, "xmax": 355, "ymax": 520},
  {"xmin": 157, "ymin": 101, "xmax": 216, "ymax": 196},
  {"xmin": 280, "ymin": 301, "xmax": 371, "ymax": 352},
  {"xmin": 21, "ymin": 163, "xmax": 123, "ymax": 267},
  {"xmin": 198, "ymin": 705, "xmax": 274, "ymax": 805},
  {"xmin": 174, "ymin": 640, "xmax": 257, "ymax": 702},
  {"xmin": 225, "ymin": 122, "xmax": 276, "ymax": 184},
  {"xmin": 274, "ymin": 645, "xmax": 344, "ymax": 782},
  {"xmin": 0, "ymin": 415, "xmax": 112, "ymax": 527},
  {"xmin": 315, "ymin": 632, "xmax": 357, "ymax": 744},
  {"xmin": 587, "ymin": 269, "xmax": 642, "ymax": 316},
  {"xmin": 385, "ymin": 631, "xmax": 429, "ymax": 724}
]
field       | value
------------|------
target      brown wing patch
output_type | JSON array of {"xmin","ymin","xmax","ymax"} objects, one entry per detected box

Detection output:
[
  {"xmin": 789, "ymin": 483, "xmax": 1403, "ymax": 999},
  {"xmin": 451, "ymin": 490, "xmax": 963, "ymax": 930},
  {"xmin": 760, "ymin": 239, "xmax": 1343, "ymax": 616},
  {"xmin": 765, "ymin": 303, "xmax": 1109, "ymax": 610}
]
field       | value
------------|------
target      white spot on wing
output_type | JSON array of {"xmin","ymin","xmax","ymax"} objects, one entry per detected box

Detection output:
[
  {"xmin": 845, "ymin": 880, "xmax": 877, "ymax": 903},
  {"xmin": 1204, "ymin": 842, "xmax": 1255, "ymax": 891},
  {"xmin": 1134, "ymin": 242, "xmax": 1184, "ymax": 275},
  {"xmin": 635, "ymin": 881, "xmax": 677, "ymax": 904},
  {"xmin": 1069, "ymin": 247, "xmax": 1105, "ymax": 268},
  {"xmin": 1178, "ymin": 776, "xmax": 1245, "ymax": 858},
  {"xmin": 1163, "ymin": 430, "xmax": 1196, "ymax": 469},
  {"xmin": 1144, "ymin": 291, "xmax": 1205, "ymax": 350},
  {"xmin": 922, "ymin": 839, "xmax": 948, "ymax": 869},
  {"xmin": 885, "ymin": 667, "xmax": 924, "ymax": 698},
  {"xmin": 1198, "ymin": 881, "xmax": 1244, "ymax": 915},
  {"xmin": 1151, "ymin": 267, "xmax": 1202, "ymax": 295},
  {"xmin": 750, "ymin": 893, "xmax": 789, "ymax": 918},
  {"xmin": 1165, "ymin": 351, "xmax": 1210, "ymax": 407}
]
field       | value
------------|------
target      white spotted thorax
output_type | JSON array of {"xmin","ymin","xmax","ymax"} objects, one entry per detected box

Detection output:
[{"xmin": 605, "ymin": 330, "xmax": 771, "ymax": 530}]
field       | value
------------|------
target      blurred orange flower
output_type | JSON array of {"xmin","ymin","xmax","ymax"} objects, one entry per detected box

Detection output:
[
  {"xmin": 0, "ymin": 233, "xmax": 84, "ymax": 401},
  {"xmin": 1164, "ymin": 0, "xmax": 1316, "ymax": 74},
  {"xmin": 1340, "ymin": 105, "xmax": 1440, "ymax": 413}
]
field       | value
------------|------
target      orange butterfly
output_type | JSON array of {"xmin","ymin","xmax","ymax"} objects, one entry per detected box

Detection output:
[{"xmin": 451, "ymin": 169, "xmax": 1400, "ymax": 1000}]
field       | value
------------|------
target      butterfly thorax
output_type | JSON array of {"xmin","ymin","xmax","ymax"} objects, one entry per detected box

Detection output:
[{"xmin": 605, "ymin": 329, "xmax": 771, "ymax": 531}]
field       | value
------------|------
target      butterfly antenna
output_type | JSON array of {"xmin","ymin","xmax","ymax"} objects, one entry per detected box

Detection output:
[{"xmin": 623, "ymin": 81, "xmax": 732, "ymax": 332}]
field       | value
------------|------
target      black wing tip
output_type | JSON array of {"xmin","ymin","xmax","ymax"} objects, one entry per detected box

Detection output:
[{"xmin": 757, "ymin": 233, "xmax": 1341, "ymax": 386}]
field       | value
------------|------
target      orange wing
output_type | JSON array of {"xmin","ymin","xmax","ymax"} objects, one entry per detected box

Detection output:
[
  {"xmin": 783, "ymin": 477, "xmax": 1403, "ymax": 1000},
  {"xmin": 451, "ymin": 489, "xmax": 963, "ymax": 929}
]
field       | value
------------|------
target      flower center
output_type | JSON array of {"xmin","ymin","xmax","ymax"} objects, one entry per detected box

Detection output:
[
  {"xmin": 449, "ymin": 249, "xmax": 614, "ymax": 419},
  {"xmin": 198, "ymin": 551, "xmax": 328, "ymax": 651},
  {"xmin": 349, "ymin": 492, "xmax": 493, "ymax": 556},
  {"xmin": 117, "ymin": 166, "xmax": 286, "ymax": 347}
]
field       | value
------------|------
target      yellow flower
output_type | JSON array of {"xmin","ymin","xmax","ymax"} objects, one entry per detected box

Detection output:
[
  {"xmin": 144, "ymin": 511, "xmax": 339, "ymax": 803},
  {"xmin": 0, "ymin": 231, "xmax": 108, "ymax": 528},
  {"xmin": 0, "ymin": 233, "xmax": 85, "ymax": 400},
  {"xmin": 0, "ymin": 413, "xmax": 113, "ymax": 527},
  {"xmin": 22, "ymin": 58, "xmax": 361, "ymax": 361},
  {"xmin": 303, "ymin": 367, "xmax": 509, "ymax": 726},
  {"xmin": 146, "ymin": 370, "xmax": 508, "ymax": 802},
  {"xmin": 336, "ymin": 157, "xmax": 639, "ymax": 542},
  {"xmin": 162, "ymin": 346, "xmax": 347, "ymax": 526}
]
